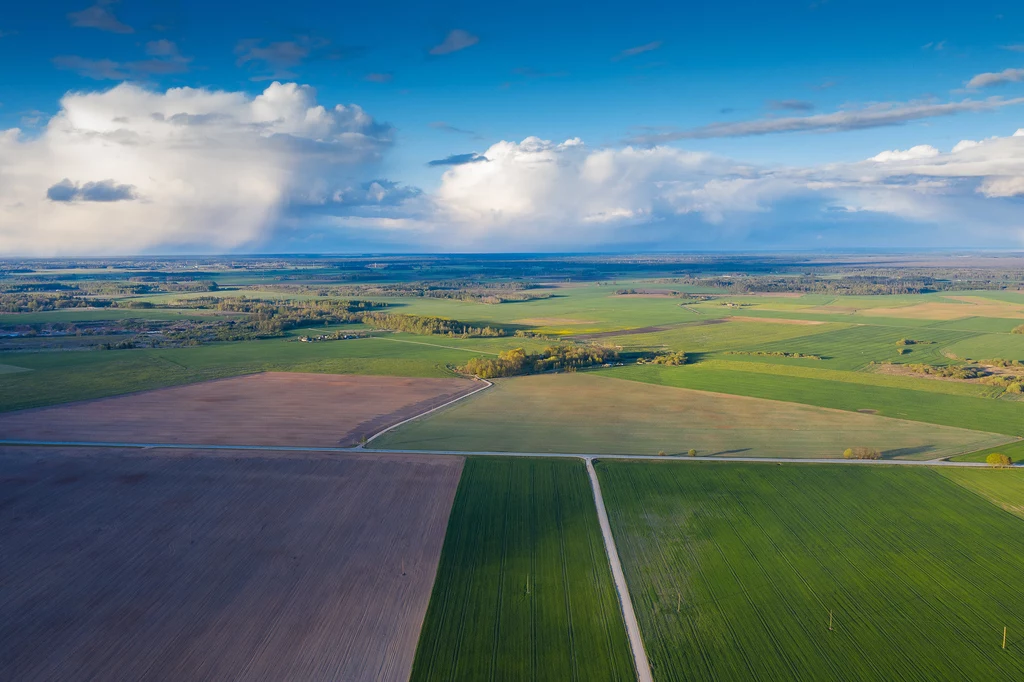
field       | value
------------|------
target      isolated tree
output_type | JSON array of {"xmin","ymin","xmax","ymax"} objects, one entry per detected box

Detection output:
[
  {"xmin": 658, "ymin": 450, "xmax": 666, "ymax": 457},
  {"xmin": 986, "ymin": 452, "xmax": 1012, "ymax": 468},
  {"xmin": 688, "ymin": 448, "xmax": 697, "ymax": 457}
]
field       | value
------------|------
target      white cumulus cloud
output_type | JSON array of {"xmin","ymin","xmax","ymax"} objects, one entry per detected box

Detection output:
[
  {"xmin": 417, "ymin": 131, "xmax": 1024, "ymax": 249},
  {"xmin": 427, "ymin": 137, "xmax": 805, "ymax": 248},
  {"xmin": 869, "ymin": 145, "xmax": 940, "ymax": 162},
  {"xmin": 0, "ymin": 82, "xmax": 394, "ymax": 255}
]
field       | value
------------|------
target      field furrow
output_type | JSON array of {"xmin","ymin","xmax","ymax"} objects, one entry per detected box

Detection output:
[
  {"xmin": 597, "ymin": 460, "xmax": 1024, "ymax": 681},
  {"xmin": 410, "ymin": 458, "xmax": 635, "ymax": 682}
]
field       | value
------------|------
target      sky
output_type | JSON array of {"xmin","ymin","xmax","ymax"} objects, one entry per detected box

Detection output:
[{"xmin": 1, "ymin": 0, "xmax": 1023, "ymax": 255}]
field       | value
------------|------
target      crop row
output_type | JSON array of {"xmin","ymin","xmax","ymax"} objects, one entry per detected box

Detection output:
[
  {"xmin": 597, "ymin": 461, "xmax": 1024, "ymax": 681},
  {"xmin": 410, "ymin": 458, "xmax": 635, "ymax": 682}
]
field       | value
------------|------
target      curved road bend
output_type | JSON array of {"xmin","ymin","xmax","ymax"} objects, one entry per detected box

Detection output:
[
  {"xmin": 359, "ymin": 378, "xmax": 493, "ymax": 448},
  {"xmin": 586, "ymin": 457, "xmax": 654, "ymax": 682}
]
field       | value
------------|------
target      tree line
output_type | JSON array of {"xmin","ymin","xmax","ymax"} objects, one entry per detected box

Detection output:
[
  {"xmin": 360, "ymin": 312, "xmax": 506, "ymax": 337},
  {"xmin": 463, "ymin": 344, "xmax": 618, "ymax": 378},
  {"xmin": 657, "ymin": 274, "xmax": 1021, "ymax": 295}
]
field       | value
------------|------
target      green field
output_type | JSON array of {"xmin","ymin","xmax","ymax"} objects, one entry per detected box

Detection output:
[
  {"xmin": 4, "ymin": 274, "xmax": 1023, "ymax": 441},
  {"xmin": 594, "ymin": 318, "xmax": 843, "ymax": 353},
  {"xmin": 410, "ymin": 458, "xmax": 635, "ymax": 682},
  {"xmin": 939, "ymin": 467, "xmax": 1024, "ymax": 518},
  {"xmin": 0, "ymin": 308, "xmax": 240, "ymax": 325},
  {"xmin": 951, "ymin": 439, "xmax": 1024, "ymax": 464},
  {"xmin": 925, "ymin": 316, "xmax": 1024, "ymax": 333},
  {"xmin": 755, "ymin": 324, "xmax": 971, "ymax": 370},
  {"xmin": 696, "ymin": 358, "xmax": 1001, "ymax": 398},
  {"xmin": 0, "ymin": 334, "xmax": 547, "ymax": 413},
  {"xmin": 597, "ymin": 460, "xmax": 1024, "ymax": 681},
  {"xmin": 374, "ymin": 373, "xmax": 1008, "ymax": 459},
  {"xmin": 946, "ymin": 333, "xmax": 1024, "ymax": 362},
  {"xmin": 599, "ymin": 364, "xmax": 1024, "ymax": 436}
]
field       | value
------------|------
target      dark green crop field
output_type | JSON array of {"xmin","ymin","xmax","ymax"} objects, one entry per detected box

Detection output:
[
  {"xmin": 939, "ymin": 467, "xmax": 1024, "ymax": 518},
  {"xmin": 597, "ymin": 460, "xmax": 1024, "ymax": 682},
  {"xmin": 410, "ymin": 458, "xmax": 635, "ymax": 682}
]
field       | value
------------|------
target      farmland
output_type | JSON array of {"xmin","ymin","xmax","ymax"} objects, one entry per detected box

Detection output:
[
  {"xmin": 597, "ymin": 460, "xmax": 1024, "ymax": 681},
  {"xmin": 0, "ymin": 446, "xmax": 463, "ymax": 682},
  {"xmin": 0, "ymin": 334, "xmax": 526, "ymax": 413},
  {"xmin": 939, "ymin": 467, "xmax": 1024, "ymax": 518},
  {"xmin": 0, "ymin": 372, "xmax": 480, "ymax": 447},
  {"xmin": 373, "ymin": 373, "xmax": 1008, "ymax": 458},
  {"xmin": 946, "ymin": 333, "xmax": 1024, "ymax": 362},
  {"xmin": 951, "ymin": 439, "xmax": 1024, "ymax": 464},
  {"xmin": 410, "ymin": 457, "xmax": 635, "ymax": 682},
  {"xmin": 4, "ymin": 254, "xmax": 1024, "ymax": 680},
  {"xmin": 599, "ymin": 363, "xmax": 1024, "ymax": 436}
]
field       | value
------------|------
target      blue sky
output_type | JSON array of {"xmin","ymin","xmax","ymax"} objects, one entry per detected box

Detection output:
[{"xmin": 1, "ymin": 0, "xmax": 1023, "ymax": 254}]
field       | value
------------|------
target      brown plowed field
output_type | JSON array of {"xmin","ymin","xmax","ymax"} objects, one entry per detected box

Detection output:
[
  {"xmin": 0, "ymin": 372, "xmax": 479, "ymax": 446},
  {"xmin": 0, "ymin": 446, "xmax": 463, "ymax": 682}
]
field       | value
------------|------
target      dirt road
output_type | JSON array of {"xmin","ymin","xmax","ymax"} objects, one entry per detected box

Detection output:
[{"xmin": 586, "ymin": 457, "xmax": 654, "ymax": 682}]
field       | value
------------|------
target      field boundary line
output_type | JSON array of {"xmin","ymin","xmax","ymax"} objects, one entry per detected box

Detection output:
[
  {"xmin": 368, "ymin": 336, "xmax": 501, "ymax": 356},
  {"xmin": 359, "ymin": 378, "xmax": 493, "ymax": 447},
  {"xmin": 0, "ymin": 438, "xmax": 1013, "ymax": 467},
  {"xmin": 585, "ymin": 457, "xmax": 654, "ymax": 682}
]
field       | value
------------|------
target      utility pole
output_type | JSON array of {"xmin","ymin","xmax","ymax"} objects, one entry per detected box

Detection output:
[
  {"xmin": 677, "ymin": 592, "xmax": 681, "ymax": 614},
  {"xmin": 1004, "ymin": 626, "xmax": 1008, "ymax": 650},
  {"xmin": 829, "ymin": 610, "xmax": 834, "ymax": 631}
]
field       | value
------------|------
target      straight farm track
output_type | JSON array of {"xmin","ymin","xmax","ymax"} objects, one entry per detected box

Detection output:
[
  {"xmin": 410, "ymin": 457, "xmax": 636, "ymax": 682},
  {"xmin": 597, "ymin": 460, "xmax": 1024, "ymax": 682}
]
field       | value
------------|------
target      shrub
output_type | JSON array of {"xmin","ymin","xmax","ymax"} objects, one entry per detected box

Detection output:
[
  {"xmin": 843, "ymin": 447, "xmax": 881, "ymax": 460},
  {"xmin": 688, "ymin": 448, "xmax": 697, "ymax": 457},
  {"xmin": 1013, "ymin": 325, "xmax": 1024, "ymax": 335},
  {"xmin": 658, "ymin": 451, "xmax": 666, "ymax": 457},
  {"xmin": 986, "ymin": 452, "xmax": 1012, "ymax": 468},
  {"xmin": 637, "ymin": 350, "xmax": 688, "ymax": 366}
]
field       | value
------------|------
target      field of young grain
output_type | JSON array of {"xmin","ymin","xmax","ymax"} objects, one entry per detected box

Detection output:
[
  {"xmin": 939, "ymin": 467, "xmax": 1024, "ymax": 518},
  {"xmin": 591, "ymin": 318, "xmax": 841, "ymax": 353},
  {"xmin": 754, "ymin": 324, "xmax": 972, "ymax": 370},
  {"xmin": 945, "ymin": 333, "xmax": 1024, "ymax": 362},
  {"xmin": 600, "ymin": 364, "xmax": 1024, "ymax": 436},
  {"xmin": 410, "ymin": 457, "xmax": 635, "ymax": 682},
  {"xmin": 373, "ymin": 374, "xmax": 1007, "ymax": 458},
  {"xmin": 698, "ymin": 358, "xmax": 1001, "ymax": 398},
  {"xmin": 951, "ymin": 439, "xmax": 1024, "ymax": 464},
  {"xmin": 597, "ymin": 460, "xmax": 1024, "ymax": 682}
]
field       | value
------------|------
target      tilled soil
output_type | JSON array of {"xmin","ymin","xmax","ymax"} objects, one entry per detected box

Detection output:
[
  {"xmin": 0, "ymin": 446, "xmax": 464, "ymax": 682},
  {"xmin": 0, "ymin": 372, "xmax": 479, "ymax": 447}
]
